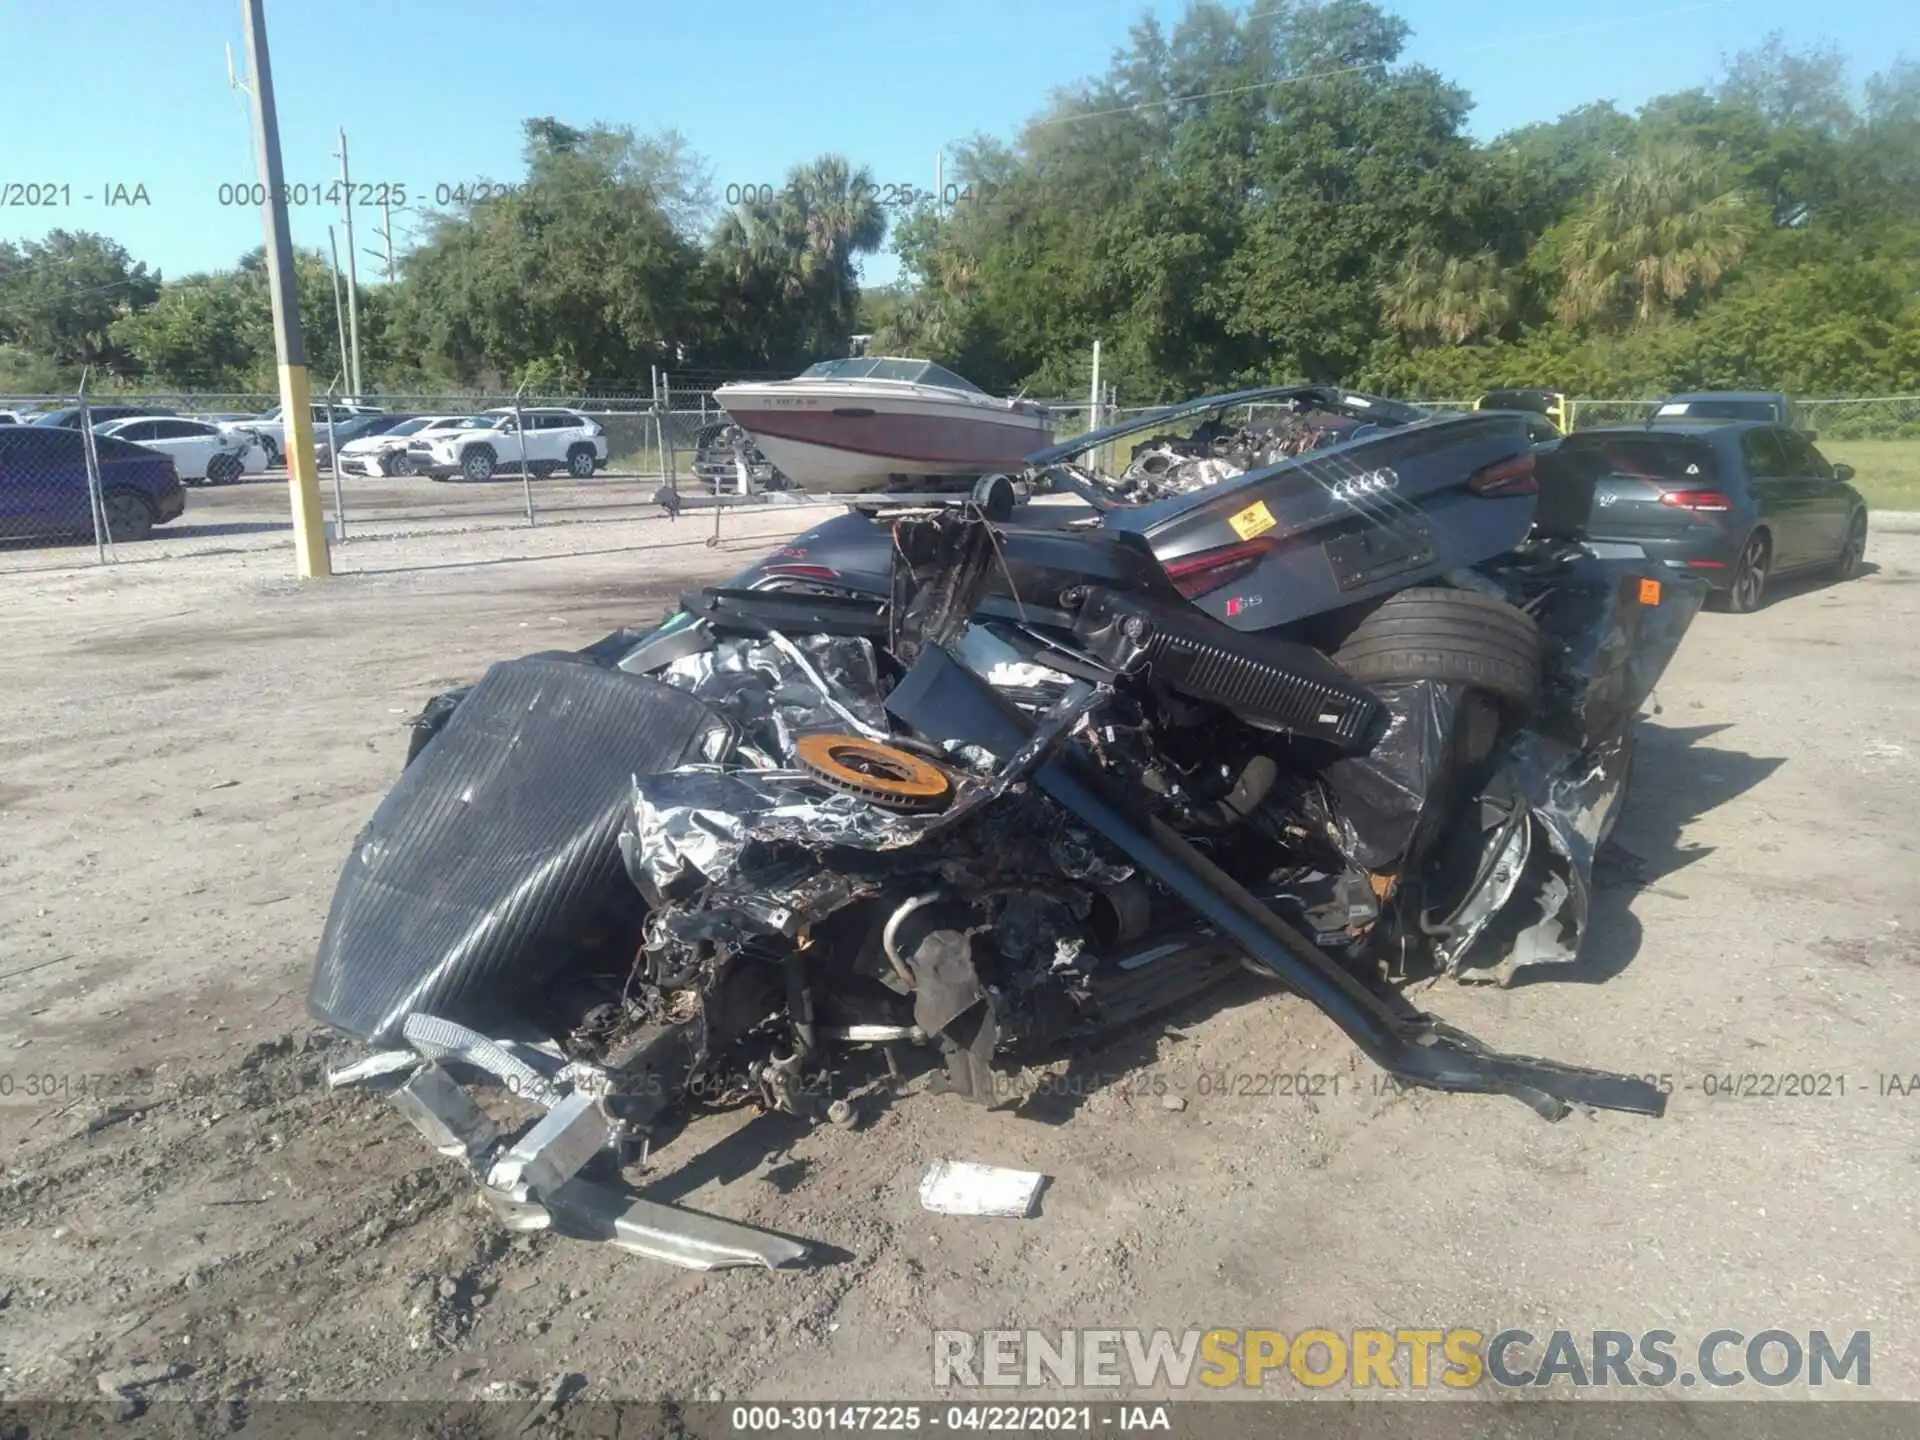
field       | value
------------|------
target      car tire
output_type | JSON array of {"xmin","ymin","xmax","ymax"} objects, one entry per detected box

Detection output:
[
  {"xmin": 101, "ymin": 489, "xmax": 156, "ymax": 542},
  {"xmin": 259, "ymin": 437, "xmax": 281, "ymax": 468},
  {"xmin": 1832, "ymin": 510, "xmax": 1867, "ymax": 580},
  {"xmin": 1333, "ymin": 585, "xmax": 1543, "ymax": 711},
  {"xmin": 530, "ymin": 461, "xmax": 559, "ymax": 479},
  {"xmin": 461, "ymin": 446, "xmax": 496, "ymax": 483},
  {"xmin": 206, "ymin": 453, "xmax": 243, "ymax": 485},
  {"xmin": 384, "ymin": 451, "xmax": 413, "ymax": 478},
  {"xmin": 1717, "ymin": 529, "xmax": 1770, "ymax": 613},
  {"xmin": 566, "ymin": 446, "xmax": 596, "ymax": 479}
]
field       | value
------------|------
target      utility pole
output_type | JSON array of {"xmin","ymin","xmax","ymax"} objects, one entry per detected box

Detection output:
[
  {"xmin": 1088, "ymin": 340, "xmax": 1102, "ymax": 430},
  {"xmin": 241, "ymin": 0, "xmax": 330, "ymax": 579},
  {"xmin": 334, "ymin": 127, "xmax": 364, "ymax": 399},
  {"xmin": 326, "ymin": 226, "xmax": 352, "ymax": 388},
  {"xmin": 376, "ymin": 194, "xmax": 395, "ymax": 282}
]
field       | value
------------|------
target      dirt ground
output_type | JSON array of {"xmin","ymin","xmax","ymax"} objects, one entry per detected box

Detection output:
[{"xmin": 1, "ymin": 512, "xmax": 1916, "ymax": 1412}]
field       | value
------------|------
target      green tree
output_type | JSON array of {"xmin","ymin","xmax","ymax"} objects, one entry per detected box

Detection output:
[
  {"xmin": 0, "ymin": 231, "xmax": 160, "ymax": 378},
  {"xmin": 707, "ymin": 155, "xmax": 886, "ymax": 367},
  {"xmin": 396, "ymin": 119, "xmax": 714, "ymax": 387},
  {"xmin": 1557, "ymin": 143, "xmax": 1754, "ymax": 329},
  {"xmin": 111, "ymin": 247, "xmax": 357, "ymax": 390},
  {"xmin": 1378, "ymin": 248, "xmax": 1514, "ymax": 343}
]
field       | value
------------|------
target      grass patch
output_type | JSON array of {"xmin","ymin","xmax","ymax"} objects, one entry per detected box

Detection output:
[
  {"xmin": 607, "ymin": 445, "xmax": 699, "ymax": 474},
  {"xmin": 1822, "ymin": 438, "xmax": 1920, "ymax": 513}
]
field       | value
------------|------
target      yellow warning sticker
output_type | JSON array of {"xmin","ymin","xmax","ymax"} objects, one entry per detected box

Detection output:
[
  {"xmin": 1228, "ymin": 500, "xmax": 1277, "ymax": 541},
  {"xmin": 1638, "ymin": 577, "xmax": 1662, "ymax": 605}
]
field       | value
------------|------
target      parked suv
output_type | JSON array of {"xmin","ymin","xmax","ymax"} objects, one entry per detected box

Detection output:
[
  {"xmin": 412, "ymin": 408, "xmax": 608, "ymax": 482},
  {"xmin": 336, "ymin": 415, "xmax": 467, "ymax": 477}
]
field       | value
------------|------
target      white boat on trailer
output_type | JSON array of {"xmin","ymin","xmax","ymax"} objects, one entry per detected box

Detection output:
[{"xmin": 714, "ymin": 357, "xmax": 1053, "ymax": 498}]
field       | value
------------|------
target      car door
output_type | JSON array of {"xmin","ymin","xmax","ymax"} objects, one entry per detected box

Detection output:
[
  {"xmin": 512, "ymin": 412, "xmax": 549, "ymax": 464},
  {"xmin": 556, "ymin": 411, "xmax": 593, "ymax": 462},
  {"xmin": 144, "ymin": 419, "xmax": 218, "ymax": 479},
  {"xmin": 1737, "ymin": 427, "xmax": 1803, "ymax": 569},
  {"xmin": 1776, "ymin": 428, "xmax": 1850, "ymax": 563},
  {"xmin": 549, "ymin": 412, "xmax": 582, "ymax": 463},
  {"xmin": 509, "ymin": 413, "xmax": 547, "ymax": 464}
]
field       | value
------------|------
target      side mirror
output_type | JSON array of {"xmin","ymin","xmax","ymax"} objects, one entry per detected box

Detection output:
[{"xmin": 1833, "ymin": 463, "xmax": 1855, "ymax": 484}]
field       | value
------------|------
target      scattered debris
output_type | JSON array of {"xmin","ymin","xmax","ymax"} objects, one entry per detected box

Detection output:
[
  {"xmin": 919, "ymin": 1160, "xmax": 1047, "ymax": 1217},
  {"xmin": 95, "ymin": 1361, "xmax": 191, "ymax": 1397}
]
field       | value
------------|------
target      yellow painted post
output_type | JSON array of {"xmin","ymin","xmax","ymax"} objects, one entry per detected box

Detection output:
[
  {"xmin": 243, "ymin": 0, "xmax": 332, "ymax": 579},
  {"xmin": 280, "ymin": 366, "xmax": 330, "ymax": 575}
]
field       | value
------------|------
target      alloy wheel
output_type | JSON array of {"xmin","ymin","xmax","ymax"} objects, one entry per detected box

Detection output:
[
  {"xmin": 1837, "ymin": 514, "xmax": 1866, "ymax": 579},
  {"xmin": 1731, "ymin": 534, "xmax": 1768, "ymax": 613}
]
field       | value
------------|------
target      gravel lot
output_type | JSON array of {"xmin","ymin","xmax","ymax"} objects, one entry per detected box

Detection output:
[{"xmin": 0, "ymin": 514, "xmax": 1915, "ymax": 1410}]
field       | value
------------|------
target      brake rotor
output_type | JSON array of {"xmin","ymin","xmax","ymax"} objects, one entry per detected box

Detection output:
[{"xmin": 794, "ymin": 734, "xmax": 953, "ymax": 813}]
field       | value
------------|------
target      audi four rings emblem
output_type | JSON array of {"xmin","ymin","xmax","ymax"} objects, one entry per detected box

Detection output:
[{"xmin": 1330, "ymin": 467, "xmax": 1398, "ymax": 502}]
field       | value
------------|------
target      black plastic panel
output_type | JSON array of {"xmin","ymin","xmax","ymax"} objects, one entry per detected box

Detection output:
[
  {"xmin": 308, "ymin": 657, "xmax": 731, "ymax": 1043},
  {"xmin": 1072, "ymin": 588, "xmax": 1380, "ymax": 749}
]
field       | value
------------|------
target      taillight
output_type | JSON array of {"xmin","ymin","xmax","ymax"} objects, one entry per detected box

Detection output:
[
  {"xmin": 1467, "ymin": 452, "xmax": 1537, "ymax": 496},
  {"xmin": 1162, "ymin": 538, "xmax": 1272, "ymax": 600},
  {"xmin": 1659, "ymin": 490, "xmax": 1732, "ymax": 512}
]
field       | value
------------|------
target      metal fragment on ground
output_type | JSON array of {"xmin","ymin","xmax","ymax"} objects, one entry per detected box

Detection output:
[
  {"xmin": 532, "ymin": 1177, "xmax": 811, "ymax": 1269},
  {"xmin": 387, "ymin": 1063, "xmax": 500, "ymax": 1162},
  {"xmin": 325, "ymin": 1048, "xmax": 419, "ymax": 1089},
  {"xmin": 919, "ymin": 1160, "xmax": 1047, "ymax": 1217},
  {"xmin": 485, "ymin": 1089, "xmax": 611, "ymax": 1202}
]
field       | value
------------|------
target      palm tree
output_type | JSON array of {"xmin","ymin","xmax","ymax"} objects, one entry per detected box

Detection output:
[
  {"xmin": 1558, "ymin": 143, "xmax": 1754, "ymax": 328},
  {"xmin": 708, "ymin": 156, "xmax": 886, "ymax": 358},
  {"xmin": 1378, "ymin": 247, "xmax": 1515, "ymax": 344},
  {"xmin": 782, "ymin": 157, "xmax": 887, "ymax": 331}
]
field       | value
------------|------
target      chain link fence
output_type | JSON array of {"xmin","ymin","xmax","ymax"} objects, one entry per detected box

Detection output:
[
  {"xmin": 0, "ymin": 382, "xmax": 741, "ymax": 571},
  {"xmin": 6, "ymin": 388, "xmax": 1918, "ymax": 574}
]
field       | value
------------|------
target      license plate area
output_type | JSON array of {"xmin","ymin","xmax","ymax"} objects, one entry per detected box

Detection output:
[{"xmin": 1324, "ymin": 516, "xmax": 1436, "ymax": 591}]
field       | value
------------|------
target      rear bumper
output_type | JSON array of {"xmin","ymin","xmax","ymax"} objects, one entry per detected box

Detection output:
[{"xmin": 1623, "ymin": 531, "xmax": 1743, "ymax": 588}]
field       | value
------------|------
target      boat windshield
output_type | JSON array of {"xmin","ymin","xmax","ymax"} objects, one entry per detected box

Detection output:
[{"xmin": 795, "ymin": 357, "xmax": 983, "ymax": 392}]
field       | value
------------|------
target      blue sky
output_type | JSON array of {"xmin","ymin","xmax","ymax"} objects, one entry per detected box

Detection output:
[{"xmin": 0, "ymin": 0, "xmax": 1907, "ymax": 286}]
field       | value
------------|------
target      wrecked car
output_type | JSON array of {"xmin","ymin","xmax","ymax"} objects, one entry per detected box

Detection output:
[{"xmin": 307, "ymin": 387, "xmax": 1705, "ymax": 1267}]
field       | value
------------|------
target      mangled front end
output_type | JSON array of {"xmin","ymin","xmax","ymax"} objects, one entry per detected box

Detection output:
[{"xmin": 309, "ymin": 511, "xmax": 1706, "ymax": 1267}]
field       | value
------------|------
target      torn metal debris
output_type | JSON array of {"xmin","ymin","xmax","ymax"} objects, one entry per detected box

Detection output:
[{"xmin": 309, "ymin": 387, "xmax": 1707, "ymax": 1263}]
